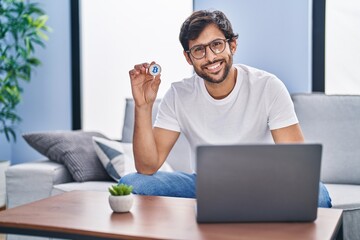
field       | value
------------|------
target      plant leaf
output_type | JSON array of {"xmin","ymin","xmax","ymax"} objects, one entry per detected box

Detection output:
[
  {"xmin": 35, "ymin": 28, "xmax": 48, "ymax": 41},
  {"xmin": 0, "ymin": 0, "xmax": 50, "ymax": 142},
  {"xmin": 108, "ymin": 187, "xmax": 117, "ymax": 196},
  {"xmin": 27, "ymin": 57, "xmax": 41, "ymax": 66}
]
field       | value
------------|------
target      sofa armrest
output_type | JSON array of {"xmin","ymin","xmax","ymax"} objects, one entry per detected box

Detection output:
[{"xmin": 5, "ymin": 159, "xmax": 73, "ymax": 208}]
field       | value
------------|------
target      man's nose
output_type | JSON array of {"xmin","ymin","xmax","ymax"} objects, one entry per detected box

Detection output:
[{"xmin": 204, "ymin": 45, "xmax": 217, "ymax": 62}]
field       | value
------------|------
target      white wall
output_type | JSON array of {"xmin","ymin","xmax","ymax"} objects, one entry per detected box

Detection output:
[
  {"xmin": 80, "ymin": 0, "xmax": 193, "ymax": 139},
  {"xmin": 326, "ymin": 0, "xmax": 360, "ymax": 94},
  {"xmin": 195, "ymin": 0, "xmax": 313, "ymax": 94}
]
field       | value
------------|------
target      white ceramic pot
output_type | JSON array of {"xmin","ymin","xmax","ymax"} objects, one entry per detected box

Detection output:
[{"xmin": 109, "ymin": 194, "xmax": 134, "ymax": 213}]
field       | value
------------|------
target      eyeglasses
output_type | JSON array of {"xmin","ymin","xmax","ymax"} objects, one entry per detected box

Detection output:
[{"xmin": 186, "ymin": 38, "xmax": 229, "ymax": 60}]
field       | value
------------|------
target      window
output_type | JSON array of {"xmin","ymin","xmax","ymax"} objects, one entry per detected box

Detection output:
[
  {"xmin": 80, "ymin": 0, "xmax": 193, "ymax": 139},
  {"xmin": 325, "ymin": 0, "xmax": 360, "ymax": 94}
]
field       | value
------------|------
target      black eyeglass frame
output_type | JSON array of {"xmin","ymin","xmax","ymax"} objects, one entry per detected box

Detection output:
[{"xmin": 186, "ymin": 38, "xmax": 230, "ymax": 60}]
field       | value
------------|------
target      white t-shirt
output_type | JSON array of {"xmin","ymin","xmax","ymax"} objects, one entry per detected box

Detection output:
[{"xmin": 154, "ymin": 64, "xmax": 298, "ymax": 171}]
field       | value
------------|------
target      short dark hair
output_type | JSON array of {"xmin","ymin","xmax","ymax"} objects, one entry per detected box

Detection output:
[{"xmin": 179, "ymin": 10, "xmax": 239, "ymax": 51}]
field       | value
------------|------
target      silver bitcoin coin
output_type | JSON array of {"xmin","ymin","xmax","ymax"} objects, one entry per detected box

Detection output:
[{"xmin": 149, "ymin": 63, "xmax": 161, "ymax": 76}]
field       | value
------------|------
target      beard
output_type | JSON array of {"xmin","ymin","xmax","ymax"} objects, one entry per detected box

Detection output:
[{"xmin": 193, "ymin": 53, "xmax": 233, "ymax": 84}]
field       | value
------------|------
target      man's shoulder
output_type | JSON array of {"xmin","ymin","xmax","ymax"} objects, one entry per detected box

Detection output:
[
  {"xmin": 170, "ymin": 74, "xmax": 198, "ymax": 92},
  {"xmin": 235, "ymin": 64, "xmax": 276, "ymax": 80},
  {"xmin": 235, "ymin": 64, "xmax": 285, "ymax": 94}
]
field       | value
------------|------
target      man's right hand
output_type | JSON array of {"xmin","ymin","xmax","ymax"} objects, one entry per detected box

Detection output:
[
  {"xmin": 129, "ymin": 62, "xmax": 161, "ymax": 107},
  {"xmin": 128, "ymin": 62, "xmax": 179, "ymax": 175}
]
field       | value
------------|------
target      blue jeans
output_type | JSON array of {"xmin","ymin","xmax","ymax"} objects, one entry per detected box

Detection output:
[
  {"xmin": 319, "ymin": 182, "xmax": 332, "ymax": 208},
  {"xmin": 119, "ymin": 171, "xmax": 332, "ymax": 208}
]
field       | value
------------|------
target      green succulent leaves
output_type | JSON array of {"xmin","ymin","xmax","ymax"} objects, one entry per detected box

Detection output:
[{"xmin": 109, "ymin": 184, "xmax": 133, "ymax": 196}]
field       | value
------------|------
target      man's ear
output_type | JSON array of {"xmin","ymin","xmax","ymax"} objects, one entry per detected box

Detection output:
[
  {"xmin": 183, "ymin": 50, "xmax": 193, "ymax": 65},
  {"xmin": 229, "ymin": 38, "xmax": 237, "ymax": 54}
]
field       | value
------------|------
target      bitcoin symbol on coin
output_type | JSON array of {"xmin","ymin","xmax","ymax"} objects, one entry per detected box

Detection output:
[
  {"xmin": 152, "ymin": 66, "xmax": 158, "ymax": 74},
  {"xmin": 149, "ymin": 63, "xmax": 161, "ymax": 76}
]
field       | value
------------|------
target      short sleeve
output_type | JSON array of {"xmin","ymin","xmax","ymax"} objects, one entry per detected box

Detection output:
[
  {"xmin": 154, "ymin": 86, "xmax": 181, "ymax": 132},
  {"xmin": 266, "ymin": 77, "xmax": 299, "ymax": 130}
]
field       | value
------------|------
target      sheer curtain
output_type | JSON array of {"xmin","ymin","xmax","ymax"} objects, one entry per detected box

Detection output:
[
  {"xmin": 80, "ymin": 0, "xmax": 193, "ymax": 139},
  {"xmin": 325, "ymin": 0, "xmax": 360, "ymax": 94}
]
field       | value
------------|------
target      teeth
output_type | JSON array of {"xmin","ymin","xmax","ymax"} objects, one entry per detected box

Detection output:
[{"xmin": 207, "ymin": 62, "xmax": 220, "ymax": 70}]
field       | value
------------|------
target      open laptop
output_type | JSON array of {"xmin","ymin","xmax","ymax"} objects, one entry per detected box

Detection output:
[{"xmin": 196, "ymin": 144, "xmax": 322, "ymax": 223}]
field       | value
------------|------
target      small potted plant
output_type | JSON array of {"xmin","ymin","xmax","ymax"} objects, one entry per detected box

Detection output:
[{"xmin": 108, "ymin": 184, "xmax": 134, "ymax": 213}]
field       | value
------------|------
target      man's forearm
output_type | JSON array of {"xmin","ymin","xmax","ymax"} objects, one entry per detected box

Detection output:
[{"xmin": 133, "ymin": 105, "xmax": 159, "ymax": 174}]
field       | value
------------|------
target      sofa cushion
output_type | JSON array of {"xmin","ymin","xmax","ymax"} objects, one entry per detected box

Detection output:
[
  {"xmin": 292, "ymin": 93, "xmax": 360, "ymax": 184},
  {"xmin": 93, "ymin": 137, "xmax": 173, "ymax": 181},
  {"xmin": 121, "ymin": 98, "xmax": 161, "ymax": 143},
  {"xmin": 23, "ymin": 130, "xmax": 112, "ymax": 182},
  {"xmin": 51, "ymin": 181, "xmax": 114, "ymax": 196},
  {"xmin": 6, "ymin": 160, "xmax": 73, "ymax": 208},
  {"xmin": 121, "ymin": 98, "xmax": 192, "ymax": 173},
  {"xmin": 325, "ymin": 183, "xmax": 360, "ymax": 240},
  {"xmin": 326, "ymin": 184, "xmax": 360, "ymax": 210}
]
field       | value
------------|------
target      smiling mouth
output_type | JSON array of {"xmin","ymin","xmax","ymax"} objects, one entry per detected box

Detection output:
[{"xmin": 204, "ymin": 61, "xmax": 223, "ymax": 73}]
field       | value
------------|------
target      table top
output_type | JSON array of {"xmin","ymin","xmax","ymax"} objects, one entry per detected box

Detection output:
[{"xmin": 0, "ymin": 191, "xmax": 343, "ymax": 240}]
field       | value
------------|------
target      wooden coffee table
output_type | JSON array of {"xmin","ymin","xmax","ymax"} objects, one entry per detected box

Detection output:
[{"xmin": 0, "ymin": 191, "xmax": 342, "ymax": 240}]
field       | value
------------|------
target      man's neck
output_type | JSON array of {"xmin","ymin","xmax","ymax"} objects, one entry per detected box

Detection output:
[{"xmin": 204, "ymin": 66, "xmax": 237, "ymax": 100}]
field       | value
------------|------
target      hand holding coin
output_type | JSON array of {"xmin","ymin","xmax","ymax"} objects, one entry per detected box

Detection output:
[{"xmin": 129, "ymin": 62, "xmax": 162, "ymax": 106}]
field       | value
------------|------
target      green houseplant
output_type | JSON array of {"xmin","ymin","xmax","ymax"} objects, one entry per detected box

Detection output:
[
  {"xmin": 0, "ymin": 0, "xmax": 50, "ymax": 142},
  {"xmin": 108, "ymin": 184, "xmax": 134, "ymax": 213},
  {"xmin": 108, "ymin": 184, "xmax": 133, "ymax": 196}
]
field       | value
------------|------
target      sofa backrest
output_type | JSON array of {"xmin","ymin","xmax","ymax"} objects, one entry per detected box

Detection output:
[
  {"xmin": 292, "ymin": 93, "xmax": 360, "ymax": 184},
  {"xmin": 121, "ymin": 98, "xmax": 192, "ymax": 173}
]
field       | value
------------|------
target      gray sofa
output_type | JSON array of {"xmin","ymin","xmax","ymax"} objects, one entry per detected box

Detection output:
[
  {"xmin": 5, "ymin": 93, "xmax": 360, "ymax": 240},
  {"xmin": 291, "ymin": 93, "xmax": 360, "ymax": 240}
]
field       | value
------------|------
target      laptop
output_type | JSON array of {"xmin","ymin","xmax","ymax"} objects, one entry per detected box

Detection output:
[{"xmin": 196, "ymin": 144, "xmax": 322, "ymax": 223}]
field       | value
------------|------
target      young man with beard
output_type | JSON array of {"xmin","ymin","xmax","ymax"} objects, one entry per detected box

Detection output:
[{"xmin": 122, "ymin": 10, "xmax": 332, "ymax": 208}]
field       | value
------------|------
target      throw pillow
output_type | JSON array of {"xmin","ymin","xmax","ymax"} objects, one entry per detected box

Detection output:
[
  {"xmin": 23, "ymin": 130, "xmax": 112, "ymax": 182},
  {"xmin": 93, "ymin": 137, "xmax": 173, "ymax": 182}
]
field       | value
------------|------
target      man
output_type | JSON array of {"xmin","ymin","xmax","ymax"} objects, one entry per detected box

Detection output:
[{"xmin": 121, "ymin": 10, "xmax": 332, "ymax": 208}]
